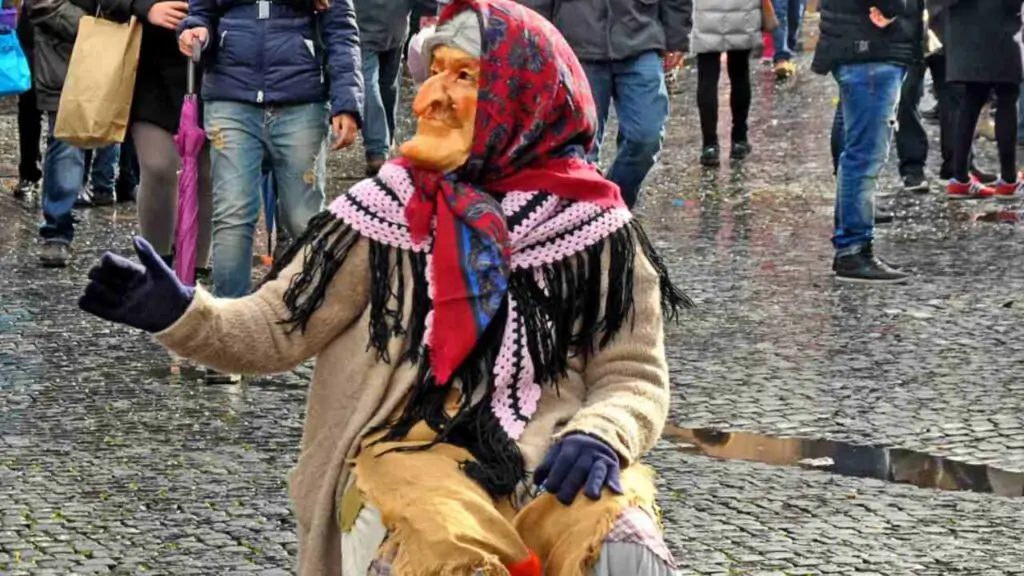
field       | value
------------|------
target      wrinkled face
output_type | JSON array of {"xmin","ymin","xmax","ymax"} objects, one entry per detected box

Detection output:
[{"xmin": 398, "ymin": 45, "xmax": 479, "ymax": 173}]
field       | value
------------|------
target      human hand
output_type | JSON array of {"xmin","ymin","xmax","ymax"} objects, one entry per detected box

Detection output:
[
  {"xmin": 869, "ymin": 6, "xmax": 895, "ymax": 28},
  {"xmin": 178, "ymin": 27, "xmax": 208, "ymax": 57},
  {"xmin": 331, "ymin": 113, "xmax": 358, "ymax": 151},
  {"xmin": 147, "ymin": 0, "xmax": 189, "ymax": 30},
  {"xmin": 533, "ymin": 433, "xmax": 624, "ymax": 505},
  {"xmin": 78, "ymin": 237, "xmax": 195, "ymax": 334},
  {"xmin": 663, "ymin": 51, "xmax": 685, "ymax": 72}
]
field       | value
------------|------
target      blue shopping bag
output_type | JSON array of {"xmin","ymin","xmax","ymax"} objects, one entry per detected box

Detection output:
[{"xmin": 0, "ymin": 23, "xmax": 30, "ymax": 97}]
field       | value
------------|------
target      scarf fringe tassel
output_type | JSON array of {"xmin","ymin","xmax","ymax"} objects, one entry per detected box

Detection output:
[{"xmin": 264, "ymin": 215, "xmax": 692, "ymax": 499}]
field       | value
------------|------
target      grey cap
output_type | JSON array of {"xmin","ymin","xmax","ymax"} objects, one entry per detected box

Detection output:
[{"xmin": 420, "ymin": 9, "xmax": 482, "ymax": 73}]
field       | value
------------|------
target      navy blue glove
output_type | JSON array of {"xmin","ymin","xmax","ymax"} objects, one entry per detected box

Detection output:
[
  {"xmin": 79, "ymin": 237, "xmax": 195, "ymax": 333},
  {"xmin": 534, "ymin": 433, "xmax": 624, "ymax": 505}
]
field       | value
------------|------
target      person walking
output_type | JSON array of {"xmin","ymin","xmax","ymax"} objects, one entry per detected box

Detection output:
[
  {"xmin": 771, "ymin": 0, "xmax": 805, "ymax": 79},
  {"xmin": 177, "ymin": 0, "xmax": 363, "ymax": 298},
  {"xmin": 355, "ymin": 0, "xmax": 420, "ymax": 177},
  {"xmin": 813, "ymin": 0, "xmax": 917, "ymax": 283},
  {"xmin": 519, "ymin": 0, "xmax": 690, "ymax": 208},
  {"xmin": 26, "ymin": 0, "xmax": 123, "ymax": 267},
  {"xmin": 129, "ymin": 0, "xmax": 214, "ymax": 273},
  {"xmin": 686, "ymin": 0, "xmax": 761, "ymax": 167},
  {"xmin": 13, "ymin": 3, "xmax": 42, "ymax": 199},
  {"xmin": 943, "ymin": 0, "xmax": 1024, "ymax": 200}
]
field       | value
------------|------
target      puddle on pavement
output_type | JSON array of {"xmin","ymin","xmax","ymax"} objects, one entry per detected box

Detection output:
[{"xmin": 663, "ymin": 425, "xmax": 1024, "ymax": 497}]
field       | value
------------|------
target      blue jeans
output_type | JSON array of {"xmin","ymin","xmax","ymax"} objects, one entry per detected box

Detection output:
[
  {"xmin": 205, "ymin": 101, "xmax": 329, "ymax": 298},
  {"xmin": 582, "ymin": 51, "xmax": 669, "ymax": 208},
  {"xmin": 40, "ymin": 112, "xmax": 120, "ymax": 244},
  {"xmin": 362, "ymin": 47, "xmax": 403, "ymax": 161},
  {"xmin": 831, "ymin": 63, "xmax": 905, "ymax": 257},
  {"xmin": 771, "ymin": 0, "xmax": 806, "ymax": 63}
]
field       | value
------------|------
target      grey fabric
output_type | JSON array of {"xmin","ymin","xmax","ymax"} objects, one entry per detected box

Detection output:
[
  {"xmin": 688, "ymin": 0, "xmax": 761, "ymax": 54},
  {"xmin": 354, "ymin": 0, "xmax": 414, "ymax": 53},
  {"xmin": 590, "ymin": 542, "xmax": 678, "ymax": 576},
  {"xmin": 517, "ymin": 0, "xmax": 692, "ymax": 61},
  {"xmin": 132, "ymin": 121, "xmax": 213, "ymax": 267},
  {"xmin": 422, "ymin": 9, "xmax": 482, "ymax": 68}
]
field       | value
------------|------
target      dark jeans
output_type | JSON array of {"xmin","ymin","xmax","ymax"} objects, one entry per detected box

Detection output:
[
  {"xmin": 41, "ymin": 112, "xmax": 121, "ymax": 243},
  {"xmin": 952, "ymin": 82, "xmax": 1020, "ymax": 183},
  {"xmin": 771, "ymin": 0, "xmax": 806, "ymax": 63},
  {"xmin": 582, "ymin": 51, "xmax": 669, "ymax": 208},
  {"xmin": 696, "ymin": 50, "xmax": 752, "ymax": 147},
  {"xmin": 361, "ymin": 47, "xmax": 403, "ymax": 160},
  {"xmin": 895, "ymin": 61, "xmax": 927, "ymax": 179}
]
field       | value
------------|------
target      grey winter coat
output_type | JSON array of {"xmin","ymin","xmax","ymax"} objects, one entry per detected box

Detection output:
[
  {"xmin": 518, "ymin": 0, "xmax": 692, "ymax": 62},
  {"xmin": 688, "ymin": 0, "xmax": 762, "ymax": 54},
  {"xmin": 25, "ymin": 0, "xmax": 133, "ymax": 112},
  {"xmin": 355, "ymin": 0, "xmax": 428, "ymax": 53}
]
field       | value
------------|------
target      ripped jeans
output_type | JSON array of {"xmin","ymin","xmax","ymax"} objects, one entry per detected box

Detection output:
[
  {"xmin": 830, "ymin": 63, "xmax": 906, "ymax": 257},
  {"xmin": 204, "ymin": 100, "xmax": 329, "ymax": 297}
]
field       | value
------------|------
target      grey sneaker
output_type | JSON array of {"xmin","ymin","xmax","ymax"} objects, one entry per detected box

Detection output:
[
  {"xmin": 39, "ymin": 241, "xmax": 70, "ymax": 268},
  {"xmin": 74, "ymin": 188, "xmax": 115, "ymax": 208},
  {"xmin": 12, "ymin": 179, "xmax": 39, "ymax": 199}
]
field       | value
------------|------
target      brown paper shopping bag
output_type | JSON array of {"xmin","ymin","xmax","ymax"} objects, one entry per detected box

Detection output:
[{"xmin": 54, "ymin": 15, "xmax": 141, "ymax": 148}]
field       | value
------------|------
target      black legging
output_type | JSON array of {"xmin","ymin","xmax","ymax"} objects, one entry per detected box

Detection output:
[
  {"xmin": 952, "ymin": 82, "xmax": 1020, "ymax": 183},
  {"xmin": 696, "ymin": 50, "xmax": 752, "ymax": 148}
]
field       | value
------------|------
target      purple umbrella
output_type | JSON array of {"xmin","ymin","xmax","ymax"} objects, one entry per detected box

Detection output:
[{"xmin": 174, "ymin": 43, "xmax": 204, "ymax": 286}]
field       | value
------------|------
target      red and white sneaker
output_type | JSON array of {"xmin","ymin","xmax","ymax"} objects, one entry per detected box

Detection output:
[
  {"xmin": 948, "ymin": 178, "xmax": 996, "ymax": 200},
  {"xmin": 994, "ymin": 174, "xmax": 1024, "ymax": 200}
]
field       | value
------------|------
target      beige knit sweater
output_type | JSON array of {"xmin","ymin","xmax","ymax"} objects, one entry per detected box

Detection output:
[{"xmin": 155, "ymin": 236, "xmax": 669, "ymax": 576}]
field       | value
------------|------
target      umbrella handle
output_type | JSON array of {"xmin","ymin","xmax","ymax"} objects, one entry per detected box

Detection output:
[{"xmin": 187, "ymin": 39, "xmax": 201, "ymax": 95}]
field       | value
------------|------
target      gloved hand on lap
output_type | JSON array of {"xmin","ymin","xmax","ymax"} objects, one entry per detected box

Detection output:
[{"xmin": 534, "ymin": 433, "xmax": 624, "ymax": 505}]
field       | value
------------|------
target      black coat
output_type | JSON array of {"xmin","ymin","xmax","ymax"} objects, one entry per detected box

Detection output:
[
  {"xmin": 944, "ymin": 0, "xmax": 1023, "ymax": 84},
  {"xmin": 131, "ymin": 0, "xmax": 192, "ymax": 134},
  {"xmin": 25, "ymin": 0, "xmax": 133, "ymax": 111},
  {"xmin": 812, "ymin": 0, "xmax": 921, "ymax": 75}
]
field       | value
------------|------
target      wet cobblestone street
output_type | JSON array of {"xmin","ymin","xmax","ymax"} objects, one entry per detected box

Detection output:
[{"xmin": 4, "ymin": 56, "xmax": 1024, "ymax": 574}]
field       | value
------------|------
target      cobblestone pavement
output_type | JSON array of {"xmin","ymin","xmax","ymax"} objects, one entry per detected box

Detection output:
[{"xmin": 3, "ymin": 53, "xmax": 1024, "ymax": 574}]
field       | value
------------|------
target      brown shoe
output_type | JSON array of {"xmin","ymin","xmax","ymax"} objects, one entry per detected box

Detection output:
[
  {"xmin": 774, "ymin": 60, "xmax": 797, "ymax": 80},
  {"xmin": 365, "ymin": 158, "xmax": 386, "ymax": 178}
]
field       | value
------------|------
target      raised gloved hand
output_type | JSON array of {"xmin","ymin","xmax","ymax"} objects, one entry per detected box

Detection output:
[
  {"xmin": 534, "ymin": 433, "xmax": 624, "ymax": 505},
  {"xmin": 78, "ymin": 237, "xmax": 195, "ymax": 333}
]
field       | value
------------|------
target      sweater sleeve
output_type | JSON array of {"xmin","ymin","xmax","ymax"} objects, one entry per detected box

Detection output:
[
  {"xmin": 155, "ymin": 236, "xmax": 371, "ymax": 375},
  {"xmin": 558, "ymin": 248, "xmax": 671, "ymax": 467}
]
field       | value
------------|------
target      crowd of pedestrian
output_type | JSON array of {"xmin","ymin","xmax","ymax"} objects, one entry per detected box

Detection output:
[{"xmin": 4, "ymin": 0, "xmax": 1024, "ymax": 287}]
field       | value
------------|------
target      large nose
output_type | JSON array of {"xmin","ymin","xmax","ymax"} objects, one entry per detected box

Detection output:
[{"xmin": 412, "ymin": 74, "xmax": 447, "ymax": 117}]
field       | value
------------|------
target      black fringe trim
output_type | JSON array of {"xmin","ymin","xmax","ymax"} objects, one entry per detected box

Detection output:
[{"xmin": 264, "ymin": 213, "xmax": 692, "ymax": 499}]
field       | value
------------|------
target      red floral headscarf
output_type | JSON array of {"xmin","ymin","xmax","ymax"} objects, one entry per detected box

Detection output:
[{"xmin": 400, "ymin": 0, "xmax": 627, "ymax": 384}]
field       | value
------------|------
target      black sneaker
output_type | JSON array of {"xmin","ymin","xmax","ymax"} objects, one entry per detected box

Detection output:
[
  {"xmin": 731, "ymin": 140, "xmax": 753, "ymax": 161},
  {"xmin": 39, "ymin": 241, "xmax": 70, "ymax": 268},
  {"xmin": 115, "ymin": 184, "xmax": 138, "ymax": 204},
  {"xmin": 365, "ymin": 157, "xmax": 386, "ymax": 178},
  {"xmin": 74, "ymin": 188, "xmax": 116, "ymax": 208},
  {"xmin": 12, "ymin": 179, "xmax": 38, "ymax": 199},
  {"xmin": 833, "ymin": 252, "xmax": 910, "ymax": 284},
  {"xmin": 921, "ymin": 104, "xmax": 940, "ymax": 123},
  {"xmin": 700, "ymin": 145, "xmax": 720, "ymax": 167},
  {"xmin": 875, "ymin": 207, "xmax": 894, "ymax": 225},
  {"xmin": 902, "ymin": 173, "xmax": 929, "ymax": 193}
]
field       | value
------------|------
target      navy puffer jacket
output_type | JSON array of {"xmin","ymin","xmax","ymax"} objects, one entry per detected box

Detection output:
[{"xmin": 179, "ymin": 0, "xmax": 363, "ymax": 123}]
